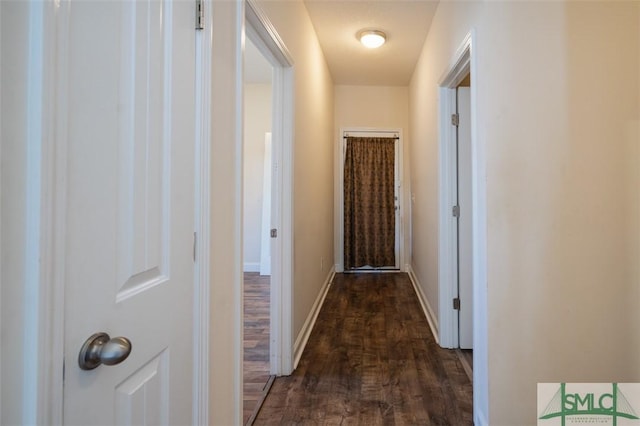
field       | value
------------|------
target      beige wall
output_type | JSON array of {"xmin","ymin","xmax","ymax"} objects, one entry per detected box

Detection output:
[
  {"xmin": 243, "ymin": 84, "xmax": 272, "ymax": 268},
  {"xmin": 256, "ymin": 0, "xmax": 335, "ymax": 342},
  {"xmin": 334, "ymin": 85, "xmax": 411, "ymax": 270},
  {"xmin": 635, "ymin": 3, "xmax": 640, "ymax": 372},
  {"xmin": 209, "ymin": 2, "xmax": 244, "ymax": 423},
  {"xmin": 334, "ymin": 85, "xmax": 408, "ymax": 130},
  {"xmin": 410, "ymin": 1, "xmax": 640, "ymax": 423}
]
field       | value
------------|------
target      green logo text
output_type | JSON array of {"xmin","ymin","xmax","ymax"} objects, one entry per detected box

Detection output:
[{"xmin": 539, "ymin": 383, "xmax": 639, "ymax": 426}]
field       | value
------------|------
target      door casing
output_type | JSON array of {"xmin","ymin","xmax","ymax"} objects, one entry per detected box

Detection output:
[
  {"xmin": 245, "ymin": 0, "xmax": 295, "ymax": 377},
  {"xmin": 335, "ymin": 128, "xmax": 405, "ymax": 273},
  {"xmin": 437, "ymin": 30, "xmax": 489, "ymax": 425}
]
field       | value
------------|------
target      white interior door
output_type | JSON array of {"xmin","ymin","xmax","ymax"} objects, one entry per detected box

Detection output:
[
  {"xmin": 457, "ymin": 87, "xmax": 473, "ymax": 349},
  {"xmin": 62, "ymin": 1, "xmax": 196, "ymax": 424}
]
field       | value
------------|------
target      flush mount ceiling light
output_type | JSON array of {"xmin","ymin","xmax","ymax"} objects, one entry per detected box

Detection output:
[{"xmin": 358, "ymin": 30, "xmax": 386, "ymax": 49}]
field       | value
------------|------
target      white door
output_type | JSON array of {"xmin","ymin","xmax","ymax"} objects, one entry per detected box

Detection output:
[
  {"xmin": 457, "ymin": 87, "xmax": 473, "ymax": 349},
  {"xmin": 62, "ymin": 1, "xmax": 196, "ymax": 424}
]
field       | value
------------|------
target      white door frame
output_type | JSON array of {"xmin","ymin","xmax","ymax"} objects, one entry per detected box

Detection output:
[
  {"xmin": 18, "ymin": 1, "xmax": 213, "ymax": 423},
  {"xmin": 437, "ymin": 30, "xmax": 489, "ymax": 425},
  {"xmin": 193, "ymin": 1, "xmax": 214, "ymax": 423},
  {"xmin": 245, "ymin": 0, "xmax": 295, "ymax": 376},
  {"xmin": 19, "ymin": 1, "xmax": 67, "ymax": 422},
  {"xmin": 335, "ymin": 128, "xmax": 405, "ymax": 273}
]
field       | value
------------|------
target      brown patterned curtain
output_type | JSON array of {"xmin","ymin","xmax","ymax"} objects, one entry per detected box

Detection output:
[{"xmin": 344, "ymin": 137, "xmax": 396, "ymax": 269}]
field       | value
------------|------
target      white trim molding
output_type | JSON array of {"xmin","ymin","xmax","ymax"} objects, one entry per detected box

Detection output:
[
  {"xmin": 21, "ymin": 1, "xmax": 67, "ymax": 423},
  {"xmin": 245, "ymin": 0, "xmax": 293, "ymax": 66},
  {"xmin": 438, "ymin": 32, "xmax": 474, "ymax": 348},
  {"xmin": 293, "ymin": 267, "xmax": 336, "ymax": 369},
  {"xmin": 335, "ymin": 127, "xmax": 405, "ymax": 273},
  {"xmin": 245, "ymin": 0, "xmax": 295, "ymax": 378},
  {"xmin": 193, "ymin": 1, "xmax": 213, "ymax": 422},
  {"xmin": 407, "ymin": 266, "xmax": 439, "ymax": 345},
  {"xmin": 437, "ymin": 29, "xmax": 489, "ymax": 425}
]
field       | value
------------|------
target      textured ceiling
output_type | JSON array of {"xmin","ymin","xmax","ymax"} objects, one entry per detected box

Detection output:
[{"xmin": 303, "ymin": 0, "xmax": 439, "ymax": 86}]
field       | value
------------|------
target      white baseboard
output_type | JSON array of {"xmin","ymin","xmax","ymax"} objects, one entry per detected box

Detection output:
[
  {"xmin": 407, "ymin": 265, "xmax": 439, "ymax": 344},
  {"xmin": 243, "ymin": 262, "xmax": 260, "ymax": 272},
  {"xmin": 293, "ymin": 266, "xmax": 336, "ymax": 369}
]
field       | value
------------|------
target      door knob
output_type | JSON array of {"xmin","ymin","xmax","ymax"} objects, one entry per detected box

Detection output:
[{"xmin": 78, "ymin": 332, "xmax": 132, "ymax": 370}]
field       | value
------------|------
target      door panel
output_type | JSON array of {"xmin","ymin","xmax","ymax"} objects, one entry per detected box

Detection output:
[
  {"xmin": 457, "ymin": 87, "xmax": 473, "ymax": 349},
  {"xmin": 63, "ymin": 1, "xmax": 195, "ymax": 424},
  {"xmin": 115, "ymin": 351, "xmax": 169, "ymax": 425},
  {"xmin": 117, "ymin": 0, "xmax": 170, "ymax": 301}
]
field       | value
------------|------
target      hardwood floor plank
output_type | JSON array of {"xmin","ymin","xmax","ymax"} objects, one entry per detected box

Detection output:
[
  {"xmin": 255, "ymin": 273, "xmax": 472, "ymax": 425},
  {"xmin": 243, "ymin": 272, "xmax": 272, "ymax": 425}
]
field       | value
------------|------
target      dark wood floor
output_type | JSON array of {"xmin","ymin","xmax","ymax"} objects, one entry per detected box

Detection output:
[
  {"xmin": 244, "ymin": 272, "xmax": 272, "ymax": 425},
  {"xmin": 255, "ymin": 273, "xmax": 473, "ymax": 425}
]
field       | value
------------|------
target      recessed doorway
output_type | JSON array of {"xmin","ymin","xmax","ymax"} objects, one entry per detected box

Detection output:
[
  {"xmin": 242, "ymin": 35, "xmax": 274, "ymax": 425},
  {"xmin": 437, "ymin": 31, "xmax": 488, "ymax": 423},
  {"xmin": 336, "ymin": 129, "xmax": 405, "ymax": 273},
  {"xmin": 242, "ymin": 2, "xmax": 295, "ymax": 423}
]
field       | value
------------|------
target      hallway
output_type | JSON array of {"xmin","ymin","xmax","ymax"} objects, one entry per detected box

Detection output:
[{"xmin": 254, "ymin": 273, "xmax": 472, "ymax": 425}]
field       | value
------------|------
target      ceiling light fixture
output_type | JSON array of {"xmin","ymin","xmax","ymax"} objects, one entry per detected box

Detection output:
[{"xmin": 358, "ymin": 30, "xmax": 386, "ymax": 49}]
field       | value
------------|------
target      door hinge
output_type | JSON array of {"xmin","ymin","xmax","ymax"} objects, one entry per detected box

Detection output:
[
  {"xmin": 452, "ymin": 205, "xmax": 460, "ymax": 217},
  {"xmin": 451, "ymin": 113, "xmax": 459, "ymax": 127},
  {"xmin": 195, "ymin": 0, "xmax": 204, "ymax": 30},
  {"xmin": 453, "ymin": 297, "xmax": 461, "ymax": 310},
  {"xmin": 270, "ymin": 229, "xmax": 277, "ymax": 238},
  {"xmin": 193, "ymin": 232, "xmax": 197, "ymax": 262}
]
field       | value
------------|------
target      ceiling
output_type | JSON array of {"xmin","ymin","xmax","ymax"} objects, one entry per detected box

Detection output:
[
  {"xmin": 245, "ymin": 1, "xmax": 440, "ymax": 87},
  {"xmin": 303, "ymin": 0, "xmax": 439, "ymax": 86}
]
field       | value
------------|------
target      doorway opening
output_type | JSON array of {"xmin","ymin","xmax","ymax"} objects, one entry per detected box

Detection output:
[
  {"xmin": 242, "ymin": 35, "xmax": 274, "ymax": 425},
  {"xmin": 336, "ymin": 129, "xmax": 404, "ymax": 272},
  {"xmin": 437, "ymin": 31, "xmax": 488, "ymax": 424},
  {"xmin": 242, "ymin": 2, "xmax": 295, "ymax": 424}
]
